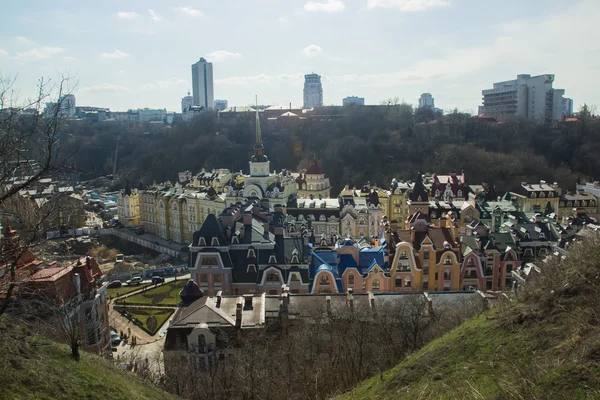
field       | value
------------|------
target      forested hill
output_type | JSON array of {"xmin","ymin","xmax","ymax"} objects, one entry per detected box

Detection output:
[
  {"xmin": 62, "ymin": 105, "xmax": 600, "ymax": 194},
  {"xmin": 335, "ymin": 237, "xmax": 600, "ymax": 400}
]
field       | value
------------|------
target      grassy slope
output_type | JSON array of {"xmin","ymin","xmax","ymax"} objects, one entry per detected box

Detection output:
[
  {"xmin": 0, "ymin": 319, "xmax": 178, "ymax": 400},
  {"xmin": 338, "ymin": 310, "xmax": 600, "ymax": 400}
]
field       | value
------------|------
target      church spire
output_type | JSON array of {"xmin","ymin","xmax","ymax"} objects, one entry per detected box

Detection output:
[{"xmin": 252, "ymin": 95, "xmax": 267, "ymax": 162}]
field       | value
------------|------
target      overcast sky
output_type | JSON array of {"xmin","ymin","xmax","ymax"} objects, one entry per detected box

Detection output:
[{"xmin": 1, "ymin": 0, "xmax": 598, "ymax": 113}]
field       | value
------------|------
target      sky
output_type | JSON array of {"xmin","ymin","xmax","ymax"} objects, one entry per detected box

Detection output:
[{"xmin": 1, "ymin": 0, "xmax": 599, "ymax": 113}]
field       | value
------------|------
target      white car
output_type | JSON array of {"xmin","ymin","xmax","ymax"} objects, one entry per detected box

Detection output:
[{"xmin": 126, "ymin": 276, "xmax": 143, "ymax": 286}]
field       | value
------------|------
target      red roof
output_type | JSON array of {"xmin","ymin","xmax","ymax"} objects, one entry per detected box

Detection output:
[
  {"xmin": 31, "ymin": 266, "xmax": 73, "ymax": 282},
  {"xmin": 306, "ymin": 159, "xmax": 324, "ymax": 175}
]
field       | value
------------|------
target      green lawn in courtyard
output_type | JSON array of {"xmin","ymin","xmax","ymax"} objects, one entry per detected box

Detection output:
[
  {"xmin": 107, "ymin": 284, "xmax": 145, "ymax": 299},
  {"xmin": 117, "ymin": 280, "xmax": 186, "ymax": 306},
  {"xmin": 122, "ymin": 308, "xmax": 174, "ymax": 335}
]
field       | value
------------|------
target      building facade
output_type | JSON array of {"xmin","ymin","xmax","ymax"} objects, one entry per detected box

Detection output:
[
  {"xmin": 303, "ymin": 73, "xmax": 323, "ymax": 108},
  {"xmin": 343, "ymin": 96, "xmax": 364, "ymax": 106},
  {"xmin": 418, "ymin": 93, "xmax": 434, "ymax": 109},
  {"xmin": 479, "ymin": 74, "xmax": 567, "ymax": 123},
  {"xmin": 294, "ymin": 159, "xmax": 331, "ymax": 199},
  {"xmin": 504, "ymin": 181, "xmax": 561, "ymax": 216},
  {"xmin": 181, "ymin": 91, "xmax": 193, "ymax": 113},
  {"xmin": 117, "ymin": 181, "xmax": 140, "ymax": 227},
  {"xmin": 191, "ymin": 57, "xmax": 214, "ymax": 109},
  {"xmin": 214, "ymin": 99, "xmax": 228, "ymax": 111}
]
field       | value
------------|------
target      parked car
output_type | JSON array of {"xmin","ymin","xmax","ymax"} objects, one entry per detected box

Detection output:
[
  {"xmin": 151, "ymin": 276, "xmax": 165, "ymax": 285},
  {"xmin": 107, "ymin": 280, "xmax": 122, "ymax": 289},
  {"xmin": 126, "ymin": 276, "xmax": 143, "ymax": 286},
  {"xmin": 111, "ymin": 330, "xmax": 121, "ymax": 346},
  {"xmin": 115, "ymin": 254, "xmax": 125, "ymax": 263}
]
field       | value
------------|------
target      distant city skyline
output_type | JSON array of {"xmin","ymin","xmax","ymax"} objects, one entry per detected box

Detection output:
[{"xmin": 0, "ymin": 0, "xmax": 598, "ymax": 113}]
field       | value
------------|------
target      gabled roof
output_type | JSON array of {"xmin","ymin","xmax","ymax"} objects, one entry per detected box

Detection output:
[{"xmin": 192, "ymin": 214, "xmax": 228, "ymax": 246}]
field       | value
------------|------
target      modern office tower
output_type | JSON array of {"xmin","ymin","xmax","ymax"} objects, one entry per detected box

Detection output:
[
  {"xmin": 303, "ymin": 73, "xmax": 323, "ymax": 108},
  {"xmin": 191, "ymin": 57, "xmax": 214, "ymax": 109}
]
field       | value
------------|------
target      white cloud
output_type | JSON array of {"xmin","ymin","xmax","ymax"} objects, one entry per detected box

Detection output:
[
  {"xmin": 174, "ymin": 7, "xmax": 203, "ymax": 17},
  {"xmin": 141, "ymin": 77, "xmax": 188, "ymax": 90},
  {"xmin": 62, "ymin": 56, "xmax": 78, "ymax": 62},
  {"xmin": 207, "ymin": 50, "xmax": 242, "ymax": 62},
  {"xmin": 301, "ymin": 44, "xmax": 323, "ymax": 58},
  {"xmin": 304, "ymin": 0, "xmax": 345, "ymax": 12},
  {"xmin": 0, "ymin": 49, "xmax": 8, "ymax": 57},
  {"xmin": 100, "ymin": 49, "xmax": 129, "ymax": 59},
  {"xmin": 14, "ymin": 47, "xmax": 64, "ymax": 61},
  {"xmin": 81, "ymin": 84, "xmax": 131, "ymax": 93},
  {"xmin": 366, "ymin": 0, "xmax": 450, "ymax": 12},
  {"xmin": 14, "ymin": 36, "xmax": 34, "ymax": 45},
  {"xmin": 117, "ymin": 11, "xmax": 139, "ymax": 19},
  {"xmin": 217, "ymin": 73, "xmax": 304, "ymax": 86},
  {"xmin": 148, "ymin": 9, "xmax": 162, "ymax": 21}
]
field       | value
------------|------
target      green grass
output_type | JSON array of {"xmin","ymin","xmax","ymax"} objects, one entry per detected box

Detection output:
[
  {"xmin": 125, "ymin": 308, "xmax": 174, "ymax": 335},
  {"xmin": 107, "ymin": 284, "xmax": 145, "ymax": 299},
  {"xmin": 0, "ymin": 316, "xmax": 179, "ymax": 400},
  {"xmin": 118, "ymin": 281, "xmax": 186, "ymax": 306},
  {"xmin": 336, "ymin": 311, "xmax": 600, "ymax": 400}
]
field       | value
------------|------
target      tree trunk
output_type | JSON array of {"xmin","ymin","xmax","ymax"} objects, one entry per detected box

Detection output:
[{"xmin": 72, "ymin": 343, "xmax": 80, "ymax": 361}]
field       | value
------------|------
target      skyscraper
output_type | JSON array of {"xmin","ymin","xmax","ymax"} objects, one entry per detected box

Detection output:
[
  {"xmin": 303, "ymin": 73, "xmax": 323, "ymax": 108},
  {"xmin": 191, "ymin": 57, "xmax": 214, "ymax": 109},
  {"xmin": 418, "ymin": 93, "xmax": 435, "ymax": 109}
]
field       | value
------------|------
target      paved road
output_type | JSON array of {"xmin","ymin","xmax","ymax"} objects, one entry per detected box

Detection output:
[{"xmin": 116, "ymin": 273, "xmax": 190, "ymax": 301}]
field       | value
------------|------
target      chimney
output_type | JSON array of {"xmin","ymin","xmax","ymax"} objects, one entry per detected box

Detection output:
[
  {"xmin": 243, "ymin": 294, "xmax": 253, "ymax": 309},
  {"xmin": 243, "ymin": 212, "xmax": 252, "ymax": 225},
  {"xmin": 368, "ymin": 292, "xmax": 376, "ymax": 314},
  {"xmin": 326, "ymin": 295, "xmax": 332, "ymax": 317},
  {"xmin": 235, "ymin": 297, "xmax": 243, "ymax": 327},
  {"xmin": 216, "ymin": 290, "xmax": 222, "ymax": 308}
]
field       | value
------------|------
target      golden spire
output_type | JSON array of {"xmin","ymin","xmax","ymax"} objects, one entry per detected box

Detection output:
[
  {"xmin": 255, "ymin": 95, "xmax": 262, "ymax": 145},
  {"xmin": 252, "ymin": 95, "xmax": 267, "ymax": 162}
]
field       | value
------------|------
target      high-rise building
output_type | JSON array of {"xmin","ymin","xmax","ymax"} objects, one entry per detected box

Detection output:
[
  {"xmin": 343, "ymin": 96, "xmax": 364, "ymax": 106},
  {"xmin": 563, "ymin": 97, "xmax": 574, "ymax": 117},
  {"xmin": 214, "ymin": 99, "xmax": 228, "ymax": 111},
  {"xmin": 191, "ymin": 57, "xmax": 214, "ymax": 109},
  {"xmin": 418, "ymin": 93, "xmax": 434, "ymax": 109},
  {"xmin": 479, "ymin": 74, "xmax": 567, "ymax": 123},
  {"xmin": 303, "ymin": 73, "xmax": 323, "ymax": 108},
  {"xmin": 58, "ymin": 94, "xmax": 76, "ymax": 117},
  {"xmin": 181, "ymin": 90, "xmax": 193, "ymax": 113}
]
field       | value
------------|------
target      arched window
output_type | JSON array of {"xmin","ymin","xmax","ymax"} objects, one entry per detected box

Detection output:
[
  {"xmin": 198, "ymin": 334, "xmax": 206, "ymax": 349},
  {"xmin": 372, "ymin": 279, "xmax": 380, "ymax": 291},
  {"xmin": 399, "ymin": 250, "xmax": 409, "ymax": 259},
  {"xmin": 444, "ymin": 256, "xmax": 452, "ymax": 265},
  {"xmin": 531, "ymin": 192, "xmax": 537, "ymax": 198},
  {"xmin": 404, "ymin": 277, "xmax": 411, "ymax": 287},
  {"xmin": 540, "ymin": 192, "xmax": 545, "ymax": 198},
  {"xmin": 467, "ymin": 258, "xmax": 475, "ymax": 267},
  {"xmin": 173, "ymin": 203, "xmax": 178, "ymax": 212},
  {"xmin": 319, "ymin": 275, "xmax": 330, "ymax": 285},
  {"xmin": 435, "ymin": 190, "xmax": 441, "ymax": 198},
  {"xmin": 267, "ymin": 272, "xmax": 280, "ymax": 282},
  {"xmin": 457, "ymin": 190, "xmax": 463, "ymax": 198},
  {"xmin": 348, "ymin": 274, "xmax": 354, "ymax": 285}
]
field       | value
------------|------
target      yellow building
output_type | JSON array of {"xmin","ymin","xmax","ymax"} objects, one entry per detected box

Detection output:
[
  {"xmin": 117, "ymin": 181, "xmax": 140, "ymax": 227},
  {"xmin": 506, "ymin": 181, "xmax": 560, "ymax": 216},
  {"xmin": 389, "ymin": 179, "xmax": 412, "ymax": 224},
  {"xmin": 558, "ymin": 192, "xmax": 598, "ymax": 220}
]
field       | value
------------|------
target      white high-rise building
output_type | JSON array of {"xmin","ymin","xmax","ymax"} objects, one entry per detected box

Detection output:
[
  {"xmin": 191, "ymin": 57, "xmax": 214, "ymax": 109},
  {"xmin": 479, "ymin": 74, "xmax": 567, "ymax": 123},
  {"xmin": 181, "ymin": 90, "xmax": 193, "ymax": 113},
  {"xmin": 58, "ymin": 94, "xmax": 76, "ymax": 117},
  {"xmin": 303, "ymin": 73, "xmax": 323, "ymax": 108},
  {"xmin": 418, "ymin": 93, "xmax": 434, "ymax": 109},
  {"xmin": 563, "ymin": 98, "xmax": 574, "ymax": 117}
]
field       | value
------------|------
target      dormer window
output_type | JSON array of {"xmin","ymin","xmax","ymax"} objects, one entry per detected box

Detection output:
[
  {"xmin": 211, "ymin": 237, "xmax": 219, "ymax": 246},
  {"xmin": 540, "ymin": 192, "xmax": 545, "ymax": 198},
  {"xmin": 444, "ymin": 257, "xmax": 452, "ymax": 265},
  {"xmin": 291, "ymin": 273, "xmax": 300, "ymax": 282},
  {"xmin": 291, "ymin": 254, "xmax": 299, "ymax": 264},
  {"xmin": 268, "ymin": 255, "xmax": 277, "ymax": 264},
  {"xmin": 247, "ymin": 248, "xmax": 256, "ymax": 258},
  {"xmin": 531, "ymin": 192, "xmax": 537, "ymax": 198},
  {"xmin": 247, "ymin": 264, "xmax": 256, "ymax": 273},
  {"xmin": 267, "ymin": 271, "xmax": 280, "ymax": 282},
  {"xmin": 539, "ymin": 232, "xmax": 545, "ymax": 239},
  {"xmin": 232, "ymin": 236, "xmax": 239, "ymax": 244},
  {"xmin": 199, "ymin": 237, "xmax": 206, "ymax": 246}
]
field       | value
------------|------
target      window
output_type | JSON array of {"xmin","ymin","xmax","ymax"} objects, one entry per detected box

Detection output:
[
  {"xmin": 291, "ymin": 273, "xmax": 300, "ymax": 282},
  {"xmin": 372, "ymin": 279, "xmax": 380, "ymax": 291},
  {"xmin": 531, "ymin": 192, "xmax": 537, "ymax": 198},
  {"xmin": 399, "ymin": 250, "xmax": 409, "ymax": 259},
  {"xmin": 247, "ymin": 249, "xmax": 256, "ymax": 258},
  {"xmin": 214, "ymin": 275, "xmax": 221, "ymax": 283},
  {"xmin": 247, "ymin": 264, "xmax": 256, "ymax": 273},
  {"xmin": 348, "ymin": 274, "xmax": 354, "ymax": 286},
  {"xmin": 444, "ymin": 271, "xmax": 451, "ymax": 281},
  {"xmin": 395, "ymin": 277, "xmax": 402, "ymax": 287},
  {"xmin": 211, "ymin": 237, "xmax": 220, "ymax": 246},
  {"xmin": 405, "ymin": 278, "xmax": 411, "ymax": 287},
  {"xmin": 435, "ymin": 190, "xmax": 441, "ymax": 198},
  {"xmin": 457, "ymin": 190, "xmax": 463, "ymax": 198},
  {"xmin": 268, "ymin": 255, "xmax": 277, "ymax": 264},
  {"xmin": 198, "ymin": 334, "xmax": 206, "ymax": 350},
  {"xmin": 424, "ymin": 251, "xmax": 429, "ymax": 260},
  {"xmin": 267, "ymin": 272, "xmax": 280, "ymax": 282},
  {"xmin": 199, "ymin": 237, "xmax": 206, "ymax": 246},
  {"xmin": 319, "ymin": 275, "xmax": 330, "ymax": 286},
  {"xmin": 422, "ymin": 281, "xmax": 428, "ymax": 290},
  {"xmin": 540, "ymin": 192, "xmax": 545, "ymax": 198},
  {"xmin": 201, "ymin": 257, "xmax": 218, "ymax": 265},
  {"xmin": 444, "ymin": 257, "xmax": 452, "ymax": 265}
]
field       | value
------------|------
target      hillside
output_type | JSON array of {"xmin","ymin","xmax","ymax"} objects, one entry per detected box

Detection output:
[
  {"xmin": 337, "ymin": 238, "xmax": 600, "ymax": 400},
  {"xmin": 0, "ymin": 317, "xmax": 178, "ymax": 400}
]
